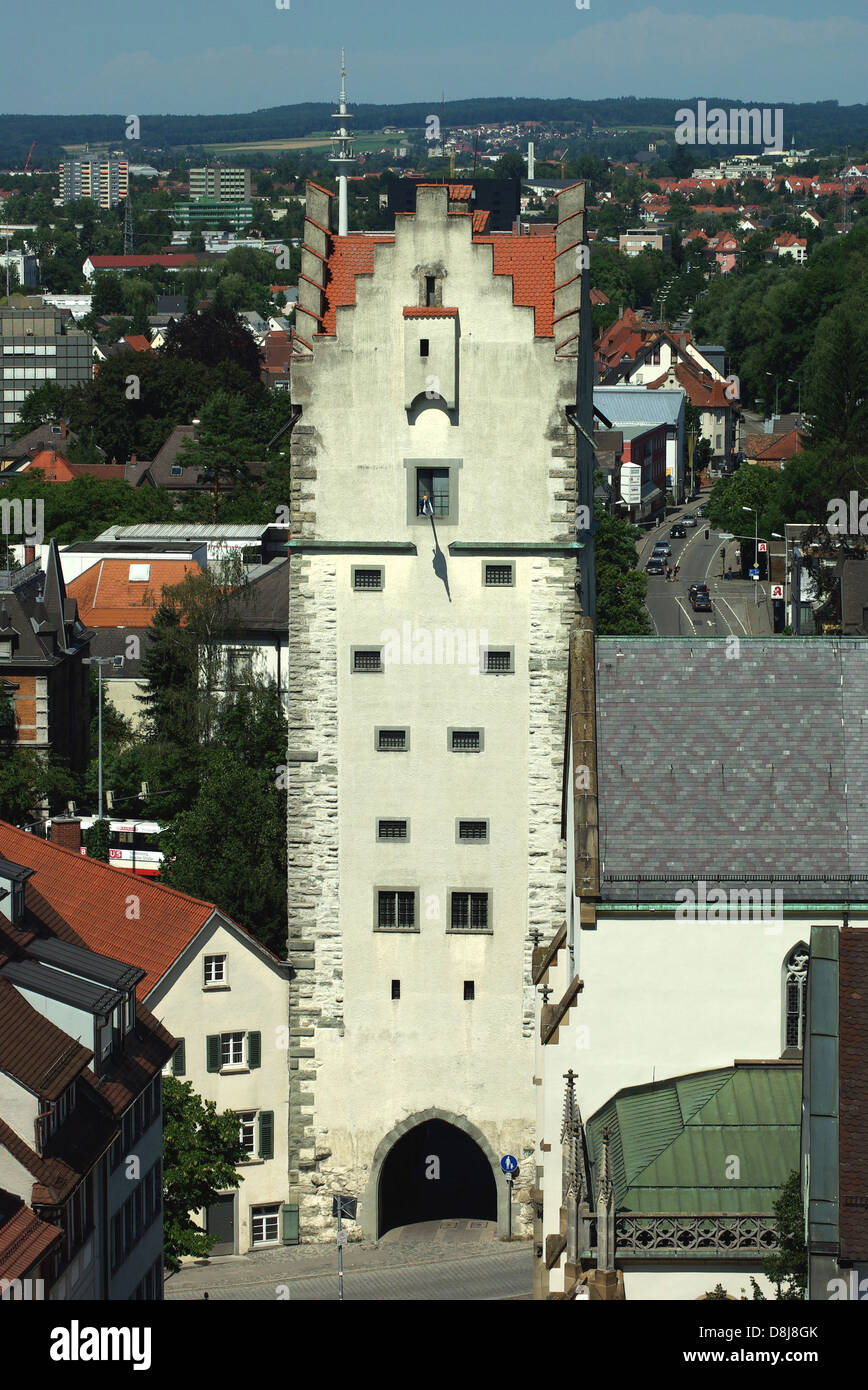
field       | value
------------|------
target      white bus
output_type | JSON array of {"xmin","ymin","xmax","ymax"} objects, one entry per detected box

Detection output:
[{"xmin": 46, "ymin": 817, "xmax": 166, "ymax": 877}]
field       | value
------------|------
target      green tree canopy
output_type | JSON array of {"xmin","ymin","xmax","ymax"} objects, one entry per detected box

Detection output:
[{"xmin": 161, "ymin": 1077, "xmax": 246, "ymax": 1272}]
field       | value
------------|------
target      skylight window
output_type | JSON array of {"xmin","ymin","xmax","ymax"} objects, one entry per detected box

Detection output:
[{"xmin": 128, "ymin": 564, "xmax": 150, "ymax": 582}]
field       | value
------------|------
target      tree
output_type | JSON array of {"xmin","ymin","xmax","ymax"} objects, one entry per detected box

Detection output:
[
  {"xmin": 177, "ymin": 390, "xmax": 262, "ymax": 519},
  {"xmin": 161, "ymin": 1077, "xmax": 246, "ymax": 1272},
  {"xmin": 749, "ymin": 1170, "xmax": 807, "ymax": 1300},
  {"xmin": 158, "ymin": 743, "xmax": 288, "ymax": 953},
  {"xmin": 83, "ymin": 818, "xmax": 111, "ymax": 862},
  {"xmin": 135, "ymin": 599, "xmax": 199, "ymax": 750},
  {"xmin": 12, "ymin": 380, "xmax": 70, "ymax": 436},
  {"xmin": 0, "ymin": 746, "xmax": 76, "ymax": 824},
  {"xmin": 160, "ymin": 304, "xmax": 262, "ymax": 380},
  {"xmin": 595, "ymin": 514, "xmax": 653, "ymax": 636},
  {"xmin": 803, "ymin": 287, "xmax": 868, "ymax": 452},
  {"xmin": 92, "ymin": 272, "xmax": 126, "ymax": 317}
]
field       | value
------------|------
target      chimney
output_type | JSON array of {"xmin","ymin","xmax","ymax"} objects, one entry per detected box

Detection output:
[
  {"xmin": 59, "ymin": 421, "xmax": 67, "ymax": 439},
  {"xmin": 130, "ymin": 453, "xmax": 137, "ymax": 465},
  {"xmin": 24, "ymin": 545, "xmax": 35, "ymax": 564},
  {"xmin": 49, "ymin": 817, "xmax": 82, "ymax": 854}
]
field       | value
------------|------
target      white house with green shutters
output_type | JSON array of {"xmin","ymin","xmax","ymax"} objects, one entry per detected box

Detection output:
[{"xmin": 147, "ymin": 911, "xmax": 292, "ymax": 1257}]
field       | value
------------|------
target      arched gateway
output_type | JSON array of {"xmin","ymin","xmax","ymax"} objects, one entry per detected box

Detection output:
[{"xmin": 363, "ymin": 1108, "xmax": 505, "ymax": 1239}]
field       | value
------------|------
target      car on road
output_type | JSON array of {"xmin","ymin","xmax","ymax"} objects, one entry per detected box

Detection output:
[
  {"xmin": 652, "ymin": 541, "xmax": 671, "ymax": 558},
  {"xmin": 694, "ymin": 503, "xmax": 706, "ymax": 516},
  {"xmin": 691, "ymin": 592, "xmax": 713, "ymax": 612},
  {"xmin": 646, "ymin": 557, "xmax": 665, "ymax": 575},
  {"xmin": 682, "ymin": 514, "xmax": 698, "ymax": 527},
  {"xmin": 670, "ymin": 524, "xmax": 686, "ymax": 539},
  {"xmin": 688, "ymin": 583, "xmax": 710, "ymax": 601}
]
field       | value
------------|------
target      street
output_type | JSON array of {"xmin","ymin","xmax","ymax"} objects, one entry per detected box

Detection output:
[
  {"xmin": 163, "ymin": 1223, "xmax": 533, "ymax": 1301},
  {"xmin": 638, "ymin": 492, "xmax": 775, "ymax": 639}
]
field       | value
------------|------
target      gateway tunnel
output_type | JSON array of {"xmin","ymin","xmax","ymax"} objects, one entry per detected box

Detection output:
[{"xmin": 377, "ymin": 1118, "xmax": 499, "ymax": 1238}]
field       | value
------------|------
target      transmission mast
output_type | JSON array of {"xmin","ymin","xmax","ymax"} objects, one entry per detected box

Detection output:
[{"xmin": 123, "ymin": 190, "xmax": 134, "ymax": 255}]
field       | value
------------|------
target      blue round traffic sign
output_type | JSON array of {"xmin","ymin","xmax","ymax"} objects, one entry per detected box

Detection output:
[{"xmin": 500, "ymin": 1154, "xmax": 518, "ymax": 1173}]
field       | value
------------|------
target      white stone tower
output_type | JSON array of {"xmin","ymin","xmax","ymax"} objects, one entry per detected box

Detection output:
[{"xmin": 287, "ymin": 177, "xmax": 594, "ymax": 1239}]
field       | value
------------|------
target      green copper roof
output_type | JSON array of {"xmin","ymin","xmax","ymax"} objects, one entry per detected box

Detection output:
[{"xmin": 587, "ymin": 1065, "xmax": 801, "ymax": 1216}]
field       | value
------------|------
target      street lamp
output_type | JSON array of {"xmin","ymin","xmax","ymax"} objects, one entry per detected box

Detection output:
[
  {"xmin": 83, "ymin": 655, "xmax": 124, "ymax": 820},
  {"xmin": 742, "ymin": 505, "xmax": 760, "ymax": 605},
  {"xmin": 772, "ymin": 530, "xmax": 789, "ymax": 627},
  {"xmin": 787, "ymin": 377, "xmax": 801, "ymax": 449}
]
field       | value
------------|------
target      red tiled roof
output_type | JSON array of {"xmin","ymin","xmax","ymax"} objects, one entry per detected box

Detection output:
[
  {"xmin": 646, "ymin": 360, "xmax": 731, "ymax": 408},
  {"xmin": 0, "ymin": 822, "xmax": 278, "ymax": 996},
  {"xmin": 86, "ymin": 255, "xmax": 197, "ymax": 270},
  {"xmin": 17, "ymin": 451, "xmax": 127, "ymax": 484},
  {"xmin": 0, "ymin": 977, "xmax": 93, "ymax": 1100},
  {"xmin": 472, "ymin": 209, "xmax": 490, "ymax": 233},
  {"xmin": 473, "ymin": 233, "xmax": 556, "ymax": 337},
  {"xmin": 0, "ymin": 1117, "xmax": 77, "ymax": 1206},
  {"xmin": 402, "ymin": 307, "xmax": 458, "ymax": 318},
  {"xmin": 0, "ymin": 1197, "xmax": 63, "ymax": 1280},
  {"xmin": 320, "ymin": 234, "xmax": 394, "ymax": 334},
  {"xmin": 746, "ymin": 428, "xmax": 802, "ymax": 461},
  {"xmin": 67, "ymin": 558, "xmax": 200, "ymax": 627},
  {"xmin": 121, "ymin": 334, "xmax": 153, "ymax": 352}
]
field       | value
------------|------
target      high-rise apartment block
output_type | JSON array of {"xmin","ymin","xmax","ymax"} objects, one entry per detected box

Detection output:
[{"xmin": 59, "ymin": 156, "xmax": 128, "ymax": 209}]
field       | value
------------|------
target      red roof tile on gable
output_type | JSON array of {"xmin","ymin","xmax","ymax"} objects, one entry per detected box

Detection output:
[
  {"xmin": 402, "ymin": 307, "xmax": 458, "ymax": 318},
  {"xmin": 17, "ymin": 451, "xmax": 127, "ymax": 484},
  {"xmin": 646, "ymin": 360, "xmax": 731, "ymax": 408},
  {"xmin": 0, "ymin": 1118, "xmax": 77, "ymax": 1206},
  {"xmin": 0, "ymin": 1197, "xmax": 62, "ymax": 1280},
  {"xmin": 122, "ymin": 334, "xmax": 153, "ymax": 352},
  {"xmin": 320, "ymin": 234, "xmax": 394, "ymax": 334},
  {"xmin": 472, "ymin": 233, "xmax": 556, "ymax": 338},
  {"xmin": 67, "ymin": 558, "xmax": 200, "ymax": 627},
  {"xmin": 87, "ymin": 255, "xmax": 197, "ymax": 270},
  {"xmin": 472, "ymin": 209, "xmax": 490, "ymax": 233},
  {"xmin": 0, "ymin": 822, "xmax": 214, "ymax": 996}
]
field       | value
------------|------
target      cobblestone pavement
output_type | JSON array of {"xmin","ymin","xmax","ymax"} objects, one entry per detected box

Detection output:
[{"xmin": 164, "ymin": 1223, "xmax": 532, "ymax": 1301}]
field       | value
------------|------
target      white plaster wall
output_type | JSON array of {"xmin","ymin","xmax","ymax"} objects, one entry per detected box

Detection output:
[
  {"xmin": 146, "ymin": 919, "xmax": 289, "ymax": 1254},
  {"xmin": 624, "ymin": 1266, "xmax": 775, "ymax": 1300},
  {"xmin": 289, "ymin": 186, "xmax": 576, "ymax": 1231}
]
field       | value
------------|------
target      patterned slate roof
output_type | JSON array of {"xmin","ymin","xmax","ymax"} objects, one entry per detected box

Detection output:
[{"xmin": 595, "ymin": 637, "xmax": 868, "ymax": 902}]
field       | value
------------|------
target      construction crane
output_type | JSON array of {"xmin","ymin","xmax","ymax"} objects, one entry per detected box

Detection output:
[{"xmin": 23, "ymin": 141, "xmax": 36, "ymax": 173}]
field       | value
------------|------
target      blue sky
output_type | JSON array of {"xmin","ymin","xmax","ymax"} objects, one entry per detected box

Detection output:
[{"xmin": 5, "ymin": 0, "xmax": 868, "ymax": 114}]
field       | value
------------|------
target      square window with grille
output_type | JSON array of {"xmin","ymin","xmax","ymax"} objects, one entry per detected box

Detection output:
[
  {"xmin": 378, "ymin": 819, "xmax": 408, "ymax": 840},
  {"xmin": 451, "ymin": 892, "xmax": 489, "ymax": 930},
  {"xmin": 377, "ymin": 728, "xmax": 407, "ymax": 751},
  {"xmin": 416, "ymin": 467, "xmax": 449, "ymax": 516},
  {"xmin": 484, "ymin": 563, "xmax": 513, "ymax": 587},
  {"xmin": 221, "ymin": 1032, "xmax": 244, "ymax": 1067},
  {"xmin": 353, "ymin": 567, "xmax": 383, "ymax": 591},
  {"xmin": 378, "ymin": 890, "xmax": 416, "ymax": 930},
  {"xmin": 482, "ymin": 649, "xmax": 512, "ymax": 673},
  {"xmin": 353, "ymin": 648, "xmax": 382, "ymax": 673},
  {"xmin": 251, "ymin": 1204, "xmax": 280, "ymax": 1245},
  {"xmin": 238, "ymin": 1112, "xmax": 256, "ymax": 1155},
  {"xmin": 458, "ymin": 820, "xmax": 488, "ymax": 842},
  {"xmin": 451, "ymin": 729, "xmax": 481, "ymax": 752},
  {"xmin": 204, "ymin": 954, "xmax": 226, "ymax": 985}
]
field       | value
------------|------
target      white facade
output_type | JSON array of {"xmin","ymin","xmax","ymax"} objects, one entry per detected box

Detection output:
[
  {"xmin": 146, "ymin": 913, "xmax": 290, "ymax": 1256},
  {"xmin": 287, "ymin": 181, "xmax": 593, "ymax": 1238}
]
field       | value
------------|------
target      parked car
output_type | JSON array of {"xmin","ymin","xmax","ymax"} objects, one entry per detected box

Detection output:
[
  {"xmin": 653, "ymin": 541, "xmax": 671, "ymax": 557},
  {"xmin": 688, "ymin": 582, "xmax": 710, "ymax": 601},
  {"xmin": 670, "ymin": 524, "xmax": 686, "ymax": 539},
  {"xmin": 682, "ymin": 514, "xmax": 698, "ymax": 528},
  {"xmin": 646, "ymin": 557, "xmax": 665, "ymax": 575},
  {"xmin": 691, "ymin": 592, "xmax": 713, "ymax": 612}
]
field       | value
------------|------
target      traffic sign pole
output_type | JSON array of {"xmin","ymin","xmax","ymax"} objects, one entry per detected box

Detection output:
[
  {"xmin": 507, "ymin": 1174, "xmax": 513, "ymax": 1238},
  {"xmin": 337, "ymin": 1203, "xmax": 343, "ymax": 1301}
]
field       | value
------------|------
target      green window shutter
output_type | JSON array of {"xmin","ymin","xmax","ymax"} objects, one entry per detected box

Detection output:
[
  {"xmin": 172, "ymin": 1038, "xmax": 186, "ymax": 1076},
  {"xmin": 258, "ymin": 1110, "xmax": 274, "ymax": 1160},
  {"xmin": 206, "ymin": 1035, "xmax": 221, "ymax": 1072},
  {"xmin": 247, "ymin": 1031, "xmax": 261, "ymax": 1069},
  {"xmin": 281, "ymin": 1203, "xmax": 299, "ymax": 1246}
]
